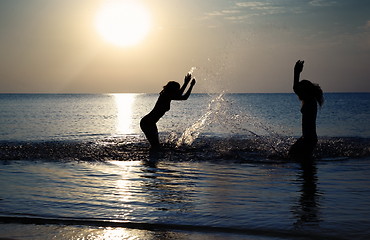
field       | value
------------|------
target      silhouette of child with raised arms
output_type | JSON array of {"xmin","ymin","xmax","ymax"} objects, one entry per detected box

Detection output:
[
  {"xmin": 140, "ymin": 73, "xmax": 196, "ymax": 151},
  {"xmin": 289, "ymin": 60, "xmax": 324, "ymax": 161}
]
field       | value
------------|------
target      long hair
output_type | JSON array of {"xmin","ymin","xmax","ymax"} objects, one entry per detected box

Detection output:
[
  {"xmin": 298, "ymin": 80, "xmax": 324, "ymax": 107},
  {"xmin": 160, "ymin": 81, "xmax": 180, "ymax": 96}
]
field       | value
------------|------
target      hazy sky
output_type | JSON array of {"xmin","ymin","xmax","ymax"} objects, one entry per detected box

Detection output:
[{"xmin": 0, "ymin": 0, "xmax": 369, "ymax": 93}]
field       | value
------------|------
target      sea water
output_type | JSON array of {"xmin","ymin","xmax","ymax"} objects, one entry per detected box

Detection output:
[{"xmin": 0, "ymin": 93, "xmax": 369, "ymax": 239}]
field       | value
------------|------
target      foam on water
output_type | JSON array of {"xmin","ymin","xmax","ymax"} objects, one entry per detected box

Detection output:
[{"xmin": 1, "ymin": 135, "xmax": 369, "ymax": 162}]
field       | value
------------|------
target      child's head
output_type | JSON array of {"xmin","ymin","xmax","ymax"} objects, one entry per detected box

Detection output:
[
  {"xmin": 161, "ymin": 81, "xmax": 180, "ymax": 96},
  {"xmin": 297, "ymin": 80, "xmax": 324, "ymax": 107}
]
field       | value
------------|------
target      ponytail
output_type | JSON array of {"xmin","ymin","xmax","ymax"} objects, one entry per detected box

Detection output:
[{"xmin": 313, "ymin": 83, "xmax": 324, "ymax": 107}]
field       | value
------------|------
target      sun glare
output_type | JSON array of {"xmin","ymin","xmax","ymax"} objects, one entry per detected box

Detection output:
[
  {"xmin": 113, "ymin": 93, "xmax": 136, "ymax": 135},
  {"xmin": 96, "ymin": 0, "xmax": 151, "ymax": 47}
]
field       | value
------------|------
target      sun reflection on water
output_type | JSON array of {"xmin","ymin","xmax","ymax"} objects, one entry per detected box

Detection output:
[
  {"xmin": 99, "ymin": 227, "xmax": 143, "ymax": 240},
  {"xmin": 108, "ymin": 160, "xmax": 144, "ymax": 221},
  {"xmin": 112, "ymin": 93, "xmax": 137, "ymax": 135},
  {"xmin": 85, "ymin": 226, "xmax": 152, "ymax": 240}
]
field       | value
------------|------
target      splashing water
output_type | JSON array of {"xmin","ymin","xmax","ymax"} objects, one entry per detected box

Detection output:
[
  {"xmin": 188, "ymin": 67, "xmax": 197, "ymax": 75},
  {"xmin": 179, "ymin": 65, "xmax": 316, "ymax": 157},
  {"xmin": 172, "ymin": 91, "xmax": 293, "ymax": 158},
  {"xmin": 176, "ymin": 93, "xmax": 226, "ymax": 146}
]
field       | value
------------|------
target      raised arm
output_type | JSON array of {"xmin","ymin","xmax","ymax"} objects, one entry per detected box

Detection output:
[
  {"xmin": 180, "ymin": 79, "xmax": 196, "ymax": 100},
  {"xmin": 293, "ymin": 60, "xmax": 304, "ymax": 91},
  {"xmin": 174, "ymin": 74, "xmax": 196, "ymax": 100},
  {"xmin": 179, "ymin": 73, "xmax": 192, "ymax": 95}
]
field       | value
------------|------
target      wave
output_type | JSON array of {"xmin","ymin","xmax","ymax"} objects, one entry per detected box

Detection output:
[
  {"xmin": 0, "ymin": 215, "xmax": 346, "ymax": 240},
  {"xmin": 0, "ymin": 135, "xmax": 369, "ymax": 162}
]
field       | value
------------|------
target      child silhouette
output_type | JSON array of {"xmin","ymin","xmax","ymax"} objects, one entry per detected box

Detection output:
[
  {"xmin": 140, "ymin": 73, "xmax": 196, "ymax": 151},
  {"xmin": 289, "ymin": 60, "xmax": 324, "ymax": 160}
]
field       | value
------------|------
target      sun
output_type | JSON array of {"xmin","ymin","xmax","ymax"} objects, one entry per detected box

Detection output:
[{"xmin": 95, "ymin": 0, "xmax": 151, "ymax": 47}]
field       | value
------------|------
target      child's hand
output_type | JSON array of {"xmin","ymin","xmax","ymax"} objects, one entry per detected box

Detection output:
[
  {"xmin": 184, "ymin": 73, "xmax": 191, "ymax": 83},
  {"xmin": 191, "ymin": 79, "xmax": 196, "ymax": 86},
  {"xmin": 294, "ymin": 60, "xmax": 304, "ymax": 74}
]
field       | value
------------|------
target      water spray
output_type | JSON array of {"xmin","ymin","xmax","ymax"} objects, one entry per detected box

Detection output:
[{"xmin": 188, "ymin": 67, "xmax": 197, "ymax": 75}]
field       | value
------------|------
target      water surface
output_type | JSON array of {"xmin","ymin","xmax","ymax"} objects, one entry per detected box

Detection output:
[{"xmin": 0, "ymin": 93, "xmax": 369, "ymax": 239}]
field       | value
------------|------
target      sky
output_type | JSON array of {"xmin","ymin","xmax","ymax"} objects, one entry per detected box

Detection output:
[{"xmin": 0, "ymin": 0, "xmax": 369, "ymax": 93}]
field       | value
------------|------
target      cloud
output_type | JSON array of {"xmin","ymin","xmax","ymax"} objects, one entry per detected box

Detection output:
[
  {"xmin": 203, "ymin": 1, "xmax": 296, "ymax": 24},
  {"xmin": 309, "ymin": 0, "xmax": 337, "ymax": 7},
  {"xmin": 236, "ymin": 2, "xmax": 267, "ymax": 8},
  {"xmin": 366, "ymin": 20, "xmax": 370, "ymax": 29},
  {"xmin": 206, "ymin": 11, "xmax": 225, "ymax": 17},
  {"xmin": 236, "ymin": 1, "xmax": 286, "ymax": 15}
]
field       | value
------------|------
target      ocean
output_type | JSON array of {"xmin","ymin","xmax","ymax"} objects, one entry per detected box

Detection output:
[{"xmin": 0, "ymin": 93, "xmax": 369, "ymax": 239}]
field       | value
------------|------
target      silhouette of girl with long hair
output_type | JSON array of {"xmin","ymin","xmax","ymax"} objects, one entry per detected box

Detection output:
[
  {"xmin": 140, "ymin": 73, "xmax": 196, "ymax": 151},
  {"xmin": 289, "ymin": 60, "xmax": 324, "ymax": 160}
]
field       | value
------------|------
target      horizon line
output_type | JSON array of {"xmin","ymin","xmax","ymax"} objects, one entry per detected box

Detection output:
[{"xmin": 1, "ymin": 91, "xmax": 369, "ymax": 94}]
